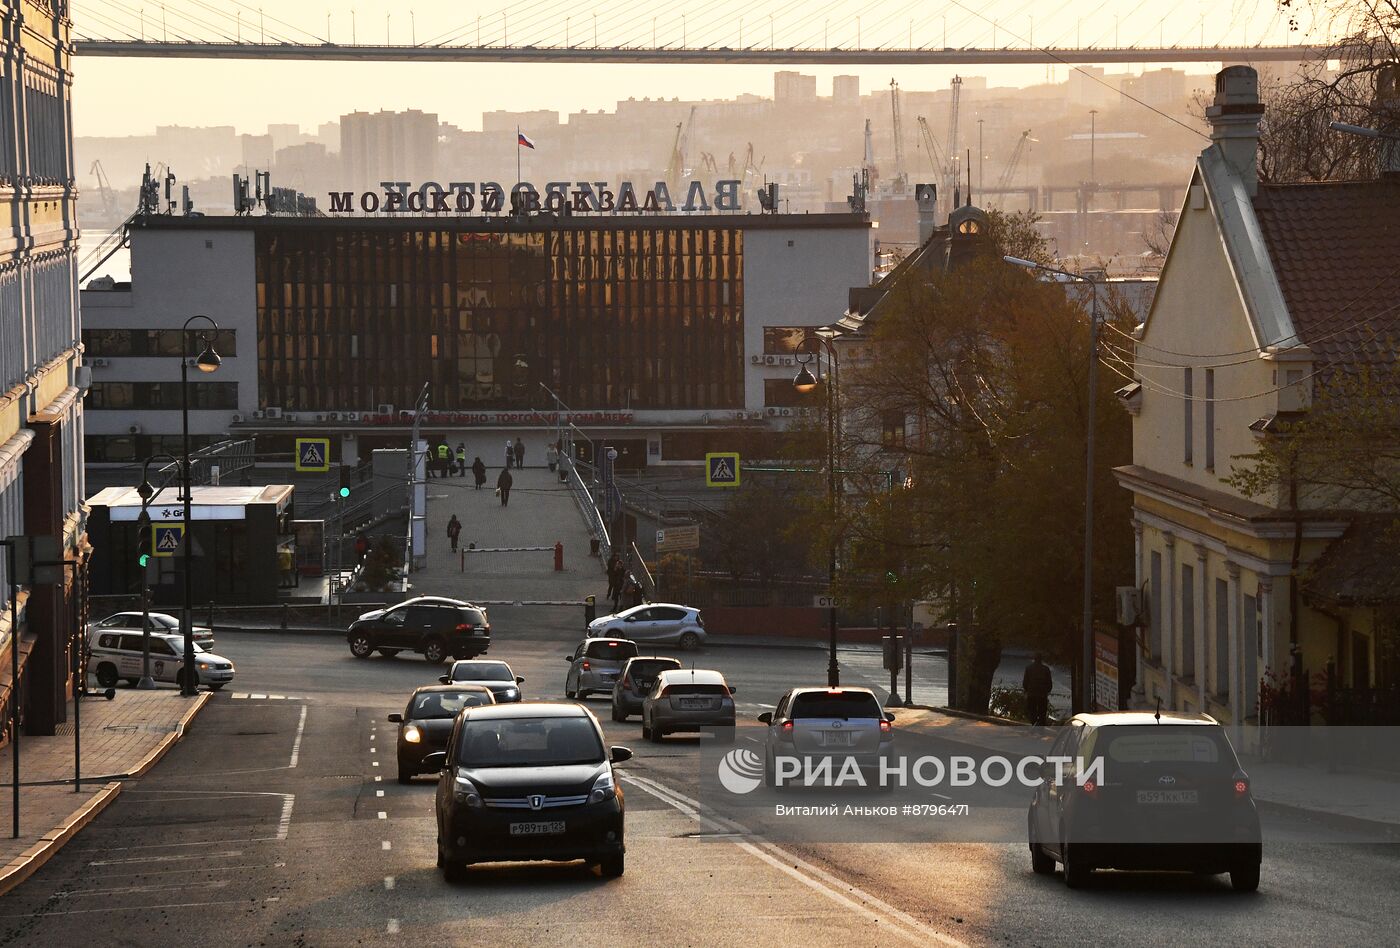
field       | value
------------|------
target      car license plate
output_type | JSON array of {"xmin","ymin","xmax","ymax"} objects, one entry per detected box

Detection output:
[
  {"xmin": 1136, "ymin": 789, "xmax": 1198, "ymax": 804},
  {"xmin": 679, "ymin": 698, "xmax": 709, "ymax": 710},
  {"xmin": 822, "ymin": 730, "xmax": 854, "ymax": 746},
  {"xmin": 509, "ymin": 821, "xmax": 565, "ymax": 836}
]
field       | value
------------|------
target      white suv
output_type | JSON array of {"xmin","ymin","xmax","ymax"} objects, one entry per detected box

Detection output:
[{"xmin": 88, "ymin": 629, "xmax": 236, "ymax": 691}]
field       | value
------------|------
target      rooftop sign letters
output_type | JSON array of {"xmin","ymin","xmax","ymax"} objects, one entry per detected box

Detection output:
[{"xmin": 327, "ymin": 180, "xmax": 745, "ymax": 216}]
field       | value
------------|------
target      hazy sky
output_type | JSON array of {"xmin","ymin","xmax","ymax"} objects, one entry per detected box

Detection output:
[{"xmin": 70, "ymin": 0, "xmax": 1328, "ymax": 137}]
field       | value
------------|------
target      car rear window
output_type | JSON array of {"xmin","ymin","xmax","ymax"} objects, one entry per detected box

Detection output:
[
  {"xmin": 1098, "ymin": 726, "xmax": 1228, "ymax": 765},
  {"xmin": 412, "ymin": 690, "xmax": 493, "ymax": 718},
  {"xmin": 585, "ymin": 640, "xmax": 639, "ymax": 660},
  {"xmin": 629, "ymin": 659, "xmax": 681, "ymax": 677},
  {"xmin": 790, "ymin": 692, "xmax": 881, "ymax": 719},
  {"xmin": 665, "ymin": 683, "xmax": 728, "ymax": 696},
  {"xmin": 451, "ymin": 662, "xmax": 513, "ymax": 682},
  {"xmin": 458, "ymin": 608, "xmax": 488, "ymax": 626}
]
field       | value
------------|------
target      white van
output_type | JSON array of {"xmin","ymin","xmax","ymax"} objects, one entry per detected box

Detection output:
[{"xmin": 87, "ymin": 630, "xmax": 235, "ymax": 691}]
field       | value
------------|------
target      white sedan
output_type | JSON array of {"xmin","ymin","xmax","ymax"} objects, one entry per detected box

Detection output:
[
  {"xmin": 587, "ymin": 604, "xmax": 707, "ymax": 650},
  {"xmin": 89, "ymin": 611, "xmax": 215, "ymax": 650}
]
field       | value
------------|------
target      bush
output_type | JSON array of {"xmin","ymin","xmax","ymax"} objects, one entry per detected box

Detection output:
[{"xmin": 987, "ymin": 685, "xmax": 1062, "ymax": 724}]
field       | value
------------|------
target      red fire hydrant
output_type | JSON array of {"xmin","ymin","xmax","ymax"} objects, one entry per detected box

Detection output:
[{"xmin": 553, "ymin": 541, "xmax": 564, "ymax": 572}]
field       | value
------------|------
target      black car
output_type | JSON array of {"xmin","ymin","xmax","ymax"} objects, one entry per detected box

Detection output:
[
  {"xmin": 440, "ymin": 659, "xmax": 525, "ymax": 703},
  {"xmin": 426, "ymin": 703, "xmax": 631, "ymax": 882},
  {"xmin": 1027, "ymin": 712, "xmax": 1262, "ymax": 891},
  {"xmin": 347, "ymin": 598, "xmax": 491, "ymax": 664},
  {"xmin": 610, "ymin": 656, "xmax": 683, "ymax": 721},
  {"xmin": 389, "ymin": 684, "xmax": 495, "ymax": 783}
]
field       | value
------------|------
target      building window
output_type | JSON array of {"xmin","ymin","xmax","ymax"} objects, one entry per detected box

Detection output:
[
  {"xmin": 1149, "ymin": 550, "xmax": 1163, "ymax": 661},
  {"xmin": 1181, "ymin": 563, "xmax": 1195, "ymax": 681},
  {"xmin": 1205, "ymin": 368, "xmax": 1215, "ymax": 470},
  {"xmin": 763, "ymin": 327, "xmax": 817, "ymax": 354},
  {"xmin": 88, "ymin": 382, "xmax": 238, "ymax": 411},
  {"xmin": 763, "ymin": 378, "xmax": 823, "ymax": 408},
  {"xmin": 85, "ymin": 434, "xmax": 220, "ymax": 462},
  {"xmin": 83, "ymin": 329, "xmax": 237, "ymax": 358},
  {"xmin": 1214, "ymin": 577, "xmax": 1230, "ymax": 697},
  {"xmin": 881, "ymin": 410, "xmax": 906, "ymax": 449},
  {"xmin": 1243, "ymin": 594, "xmax": 1259, "ymax": 717},
  {"xmin": 1183, "ymin": 367, "xmax": 1193, "ymax": 465}
]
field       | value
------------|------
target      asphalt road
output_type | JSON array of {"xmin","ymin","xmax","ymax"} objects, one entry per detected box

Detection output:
[{"xmin": 4, "ymin": 608, "xmax": 1397, "ymax": 946}]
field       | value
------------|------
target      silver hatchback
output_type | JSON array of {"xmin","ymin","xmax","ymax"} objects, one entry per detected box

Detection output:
[
  {"xmin": 641, "ymin": 669, "xmax": 736, "ymax": 742},
  {"xmin": 758, "ymin": 687, "xmax": 894, "ymax": 787},
  {"xmin": 564, "ymin": 638, "xmax": 640, "ymax": 699}
]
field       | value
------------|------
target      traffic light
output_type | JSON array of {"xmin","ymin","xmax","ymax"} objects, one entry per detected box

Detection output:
[
  {"xmin": 136, "ymin": 510, "xmax": 152, "ymax": 569},
  {"xmin": 338, "ymin": 486, "xmax": 350, "ymax": 499}
]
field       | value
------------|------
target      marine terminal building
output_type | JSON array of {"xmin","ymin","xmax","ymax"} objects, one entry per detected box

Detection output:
[{"xmin": 81, "ymin": 201, "xmax": 874, "ymax": 471}]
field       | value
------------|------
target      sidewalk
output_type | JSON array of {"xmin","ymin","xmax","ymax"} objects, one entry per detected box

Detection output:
[
  {"xmin": 891, "ymin": 707, "xmax": 1400, "ymax": 835},
  {"xmin": 0, "ymin": 686, "xmax": 211, "ymax": 895},
  {"xmin": 411, "ymin": 465, "xmax": 603, "ymax": 605}
]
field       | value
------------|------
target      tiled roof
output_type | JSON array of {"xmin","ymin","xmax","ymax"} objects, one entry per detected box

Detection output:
[
  {"xmin": 1252, "ymin": 181, "xmax": 1400, "ymax": 368},
  {"xmin": 1304, "ymin": 516, "xmax": 1400, "ymax": 606}
]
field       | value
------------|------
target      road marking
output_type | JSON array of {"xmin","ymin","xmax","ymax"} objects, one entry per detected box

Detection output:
[
  {"xmin": 377, "ymin": 811, "xmax": 387, "ymax": 819},
  {"xmin": 289, "ymin": 704, "xmax": 308, "ymax": 768},
  {"xmin": 251, "ymin": 693, "xmax": 267, "ymax": 699},
  {"xmin": 622, "ymin": 773, "xmax": 968, "ymax": 948},
  {"xmin": 376, "ymin": 790, "xmax": 384, "ymax": 797},
  {"xmin": 382, "ymin": 840, "xmax": 391, "ymax": 850},
  {"xmin": 58, "ymin": 879, "xmax": 230, "ymax": 898},
  {"xmin": 89, "ymin": 850, "xmax": 242, "ymax": 867},
  {"xmin": 374, "ymin": 775, "xmax": 382, "ymax": 782},
  {"xmin": 0, "ymin": 898, "xmax": 282, "ymax": 918},
  {"xmin": 372, "ymin": 761, "xmax": 379, "ymax": 767},
  {"xmin": 370, "ymin": 733, "xmax": 376, "ymax": 741},
  {"xmin": 387, "ymin": 919, "xmax": 401, "ymax": 934},
  {"xmin": 370, "ymin": 747, "xmax": 377, "ymax": 754},
  {"xmin": 384, "ymin": 876, "xmax": 396, "ymax": 890},
  {"xmin": 278, "ymin": 794, "xmax": 296, "ymax": 840},
  {"xmin": 91, "ymin": 862, "xmax": 286, "ymax": 879}
]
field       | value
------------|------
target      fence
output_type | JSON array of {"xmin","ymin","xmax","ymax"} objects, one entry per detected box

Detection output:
[{"xmin": 563, "ymin": 458, "xmax": 611, "ymax": 561}]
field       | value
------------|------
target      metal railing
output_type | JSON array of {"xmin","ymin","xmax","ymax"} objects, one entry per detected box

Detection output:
[{"xmin": 563, "ymin": 458, "xmax": 611, "ymax": 561}]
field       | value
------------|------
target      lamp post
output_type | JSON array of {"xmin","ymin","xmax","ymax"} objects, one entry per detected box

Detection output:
[
  {"xmin": 179, "ymin": 315, "xmax": 221, "ymax": 696},
  {"xmin": 793, "ymin": 335, "xmax": 842, "ymax": 687},
  {"xmin": 1004, "ymin": 255, "xmax": 1099, "ymax": 712},
  {"xmin": 135, "ymin": 454, "xmax": 180, "ymax": 689}
]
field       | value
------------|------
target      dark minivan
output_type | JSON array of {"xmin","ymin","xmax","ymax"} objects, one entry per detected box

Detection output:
[{"xmin": 348, "ymin": 597, "xmax": 491, "ymax": 664}]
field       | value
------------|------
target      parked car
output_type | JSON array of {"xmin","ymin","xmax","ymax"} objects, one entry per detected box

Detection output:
[
  {"xmin": 1026, "ymin": 712, "xmax": 1262, "ymax": 891},
  {"xmin": 87, "ymin": 629, "xmax": 235, "ymax": 691},
  {"xmin": 89, "ymin": 611, "xmax": 214, "ymax": 650},
  {"xmin": 586, "ymin": 603, "xmax": 706, "ymax": 650},
  {"xmin": 440, "ymin": 659, "xmax": 525, "ymax": 703},
  {"xmin": 610, "ymin": 656, "xmax": 683, "ymax": 721},
  {"xmin": 641, "ymin": 669, "xmax": 737, "ymax": 742},
  {"xmin": 347, "ymin": 599, "xmax": 491, "ymax": 663},
  {"xmin": 426, "ymin": 702, "xmax": 631, "ymax": 881},
  {"xmin": 389, "ymin": 684, "xmax": 495, "ymax": 783},
  {"xmin": 758, "ymin": 687, "xmax": 894, "ymax": 787},
  {"xmin": 564, "ymin": 638, "xmax": 640, "ymax": 699}
]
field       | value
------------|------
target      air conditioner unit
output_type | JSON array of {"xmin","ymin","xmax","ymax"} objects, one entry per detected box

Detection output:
[
  {"xmin": 377, "ymin": 403, "xmax": 395, "ymax": 416},
  {"xmin": 764, "ymin": 355, "xmax": 777, "ymax": 366},
  {"xmin": 344, "ymin": 411, "xmax": 359, "ymax": 421},
  {"xmin": 284, "ymin": 412, "xmax": 298, "ymax": 422},
  {"xmin": 780, "ymin": 408, "xmax": 794, "ymax": 417},
  {"xmin": 750, "ymin": 355, "xmax": 763, "ymax": 365},
  {"xmin": 90, "ymin": 357, "xmax": 110, "ymax": 368},
  {"xmin": 779, "ymin": 356, "xmax": 795, "ymax": 366},
  {"xmin": 1116, "ymin": 586, "xmax": 1145, "ymax": 626},
  {"xmin": 749, "ymin": 410, "xmax": 765, "ymax": 421},
  {"xmin": 252, "ymin": 409, "xmax": 266, "ymax": 420},
  {"xmin": 127, "ymin": 423, "xmax": 141, "ymax": 435},
  {"xmin": 315, "ymin": 414, "xmax": 327, "ymax": 423},
  {"xmin": 265, "ymin": 407, "xmax": 283, "ymax": 420},
  {"xmin": 766, "ymin": 407, "xmax": 780, "ymax": 417},
  {"xmin": 230, "ymin": 413, "xmax": 243, "ymax": 423},
  {"xmin": 700, "ymin": 413, "xmax": 711, "ymax": 424},
  {"xmin": 734, "ymin": 411, "xmax": 747, "ymax": 421},
  {"xmin": 326, "ymin": 412, "xmax": 341, "ymax": 422}
]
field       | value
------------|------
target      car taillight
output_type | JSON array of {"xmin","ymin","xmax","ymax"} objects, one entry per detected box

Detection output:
[
  {"xmin": 879, "ymin": 719, "xmax": 892, "ymax": 735},
  {"xmin": 779, "ymin": 720, "xmax": 794, "ymax": 742},
  {"xmin": 581, "ymin": 660, "xmax": 591, "ymax": 671},
  {"xmin": 456, "ymin": 623, "xmax": 470, "ymax": 632},
  {"xmin": 1080, "ymin": 779, "xmax": 1098, "ymax": 797},
  {"xmin": 622, "ymin": 675, "xmax": 633, "ymax": 689},
  {"xmin": 1233, "ymin": 775, "xmax": 1250, "ymax": 797}
]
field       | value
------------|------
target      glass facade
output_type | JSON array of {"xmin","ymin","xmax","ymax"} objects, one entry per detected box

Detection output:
[
  {"xmin": 88, "ymin": 381, "xmax": 238, "ymax": 411},
  {"xmin": 83, "ymin": 328, "xmax": 237, "ymax": 358},
  {"xmin": 255, "ymin": 223, "xmax": 745, "ymax": 412}
]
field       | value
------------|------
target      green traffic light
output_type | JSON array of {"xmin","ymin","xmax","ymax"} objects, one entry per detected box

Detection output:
[
  {"xmin": 339, "ymin": 487, "xmax": 351, "ymax": 498},
  {"xmin": 139, "ymin": 553, "xmax": 150, "ymax": 568}
]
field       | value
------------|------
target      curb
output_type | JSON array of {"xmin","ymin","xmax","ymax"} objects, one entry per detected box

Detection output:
[
  {"xmin": 124, "ymin": 691, "xmax": 212, "ymax": 779},
  {"xmin": 215, "ymin": 625, "xmax": 344, "ymax": 637},
  {"xmin": 0, "ymin": 781, "xmax": 122, "ymax": 898},
  {"xmin": 1252, "ymin": 797, "xmax": 1400, "ymax": 840}
]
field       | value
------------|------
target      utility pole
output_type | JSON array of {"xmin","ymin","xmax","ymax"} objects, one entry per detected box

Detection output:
[
  {"xmin": 1089, "ymin": 109, "xmax": 1098, "ymax": 185},
  {"xmin": 978, "ymin": 118, "xmax": 984, "ymax": 196}
]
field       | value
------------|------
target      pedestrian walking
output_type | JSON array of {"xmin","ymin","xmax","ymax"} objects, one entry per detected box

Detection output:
[
  {"xmin": 1023, "ymin": 653, "xmax": 1053, "ymax": 726},
  {"xmin": 436, "ymin": 442, "xmax": 451, "ymax": 478},
  {"xmin": 547, "ymin": 442, "xmax": 559, "ymax": 473},
  {"xmin": 496, "ymin": 468, "xmax": 513, "ymax": 507},
  {"xmin": 446, "ymin": 514, "xmax": 462, "ymax": 552},
  {"xmin": 455, "ymin": 443, "xmax": 467, "ymax": 477},
  {"xmin": 472, "ymin": 457, "xmax": 487, "ymax": 490},
  {"xmin": 605, "ymin": 552, "xmax": 623, "ymax": 603},
  {"xmin": 504, "ymin": 439, "xmax": 514, "ymax": 470},
  {"xmin": 513, "ymin": 437, "xmax": 526, "ymax": 469},
  {"xmin": 624, "ymin": 575, "xmax": 645, "ymax": 608}
]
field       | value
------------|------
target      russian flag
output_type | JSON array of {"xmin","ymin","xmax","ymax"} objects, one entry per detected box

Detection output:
[{"xmin": 517, "ymin": 131, "xmax": 536, "ymax": 150}]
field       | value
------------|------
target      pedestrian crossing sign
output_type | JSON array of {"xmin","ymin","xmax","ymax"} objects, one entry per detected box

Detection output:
[
  {"xmin": 295, "ymin": 437, "xmax": 331, "ymax": 472},
  {"xmin": 705, "ymin": 452, "xmax": 741, "ymax": 488},
  {"xmin": 153, "ymin": 523, "xmax": 184, "ymax": 558}
]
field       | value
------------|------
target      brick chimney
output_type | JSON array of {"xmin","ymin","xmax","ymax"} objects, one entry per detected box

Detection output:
[{"xmin": 1205, "ymin": 65, "xmax": 1265, "ymax": 196}]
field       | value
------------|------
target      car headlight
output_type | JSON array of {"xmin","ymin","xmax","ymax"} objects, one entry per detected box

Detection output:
[
  {"xmin": 197, "ymin": 662, "xmax": 209, "ymax": 670},
  {"xmin": 403, "ymin": 724, "xmax": 423, "ymax": 744},
  {"xmin": 453, "ymin": 777, "xmax": 482, "ymax": 807},
  {"xmin": 588, "ymin": 770, "xmax": 616, "ymax": 805},
  {"xmin": 501, "ymin": 687, "xmax": 518, "ymax": 699}
]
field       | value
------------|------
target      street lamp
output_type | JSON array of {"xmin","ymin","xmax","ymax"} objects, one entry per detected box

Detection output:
[
  {"xmin": 135, "ymin": 454, "xmax": 180, "ymax": 689},
  {"xmin": 793, "ymin": 334, "xmax": 842, "ymax": 687},
  {"xmin": 1004, "ymin": 255, "xmax": 1100, "ymax": 712},
  {"xmin": 179, "ymin": 315, "xmax": 220, "ymax": 696}
]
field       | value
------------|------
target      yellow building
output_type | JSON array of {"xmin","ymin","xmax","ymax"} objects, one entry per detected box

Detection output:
[{"xmin": 1113, "ymin": 66, "xmax": 1400, "ymax": 728}]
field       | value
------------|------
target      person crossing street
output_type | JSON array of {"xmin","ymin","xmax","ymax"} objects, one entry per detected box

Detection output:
[
  {"xmin": 496, "ymin": 467, "xmax": 513, "ymax": 507},
  {"xmin": 446, "ymin": 514, "xmax": 462, "ymax": 553}
]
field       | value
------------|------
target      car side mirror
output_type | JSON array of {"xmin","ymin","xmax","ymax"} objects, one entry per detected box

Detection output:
[
  {"xmin": 884, "ymin": 711, "xmax": 895, "ymax": 723},
  {"xmin": 422, "ymin": 751, "xmax": 448, "ymax": 771},
  {"xmin": 438, "ymin": 676, "xmax": 450, "ymax": 684},
  {"xmin": 610, "ymin": 746, "xmax": 633, "ymax": 764},
  {"xmin": 727, "ymin": 686, "xmax": 737, "ymax": 696},
  {"xmin": 387, "ymin": 713, "xmax": 403, "ymax": 723},
  {"xmin": 515, "ymin": 676, "xmax": 525, "ymax": 684},
  {"xmin": 1022, "ymin": 759, "xmax": 1044, "ymax": 781},
  {"xmin": 565, "ymin": 655, "xmax": 575, "ymax": 662},
  {"xmin": 757, "ymin": 712, "xmax": 773, "ymax": 725}
]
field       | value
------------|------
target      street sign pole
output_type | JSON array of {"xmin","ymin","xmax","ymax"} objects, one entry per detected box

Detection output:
[{"xmin": 2, "ymin": 538, "xmax": 22, "ymax": 838}]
